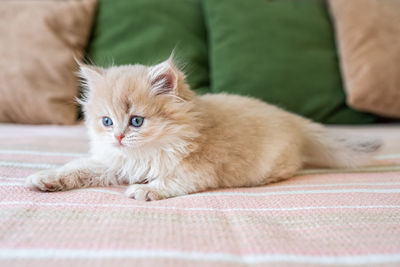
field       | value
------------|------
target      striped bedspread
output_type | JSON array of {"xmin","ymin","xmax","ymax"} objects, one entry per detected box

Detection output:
[{"xmin": 0, "ymin": 123, "xmax": 399, "ymax": 266}]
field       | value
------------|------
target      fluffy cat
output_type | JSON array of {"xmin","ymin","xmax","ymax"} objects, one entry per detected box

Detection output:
[{"xmin": 26, "ymin": 56, "xmax": 382, "ymax": 201}]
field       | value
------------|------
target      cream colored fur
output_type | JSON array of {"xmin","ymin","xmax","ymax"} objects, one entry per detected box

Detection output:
[{"xmin": 26, "ymin": 57, "xmax": 382, "ymax": 201}]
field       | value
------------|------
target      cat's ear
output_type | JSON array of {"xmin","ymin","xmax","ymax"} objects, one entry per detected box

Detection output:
[
  {"xmin": 78, "ymin": 63, "xmax": 105, "ymax": 89},
  {"xmin": 76, "ymin": 62, "xmax": 105, "ymax": 105},
  {"xmin": 148, "ymin": 56, "xmax": 179, "ymax": 96}
]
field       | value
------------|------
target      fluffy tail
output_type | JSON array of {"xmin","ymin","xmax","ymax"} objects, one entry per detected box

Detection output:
[{"xmin": 302, "ymin": 123, "xmax": 382, "ymax": 168}]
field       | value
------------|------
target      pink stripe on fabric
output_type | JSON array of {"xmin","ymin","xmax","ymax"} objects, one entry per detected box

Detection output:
[
  {"xmin": 0, "ymin": 167, "xmax": 38, "ymax": 177},
  {"xmin": 0, "ymin": 154, "xmax": 77, "ymax": 164},
  {"xmin": 1, "ymin": 211, "xmax": 399, "ymax": 255},
  {"xmin": 1, "ymin": 186, "xmax": 399, "ymax": 210},
  {"xmin": 2, "ymin": 201, "xmax": 400, "ymax": 216}
]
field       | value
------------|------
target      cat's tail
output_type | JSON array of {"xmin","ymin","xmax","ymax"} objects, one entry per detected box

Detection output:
[{"xmin": 302, "ymin": 122, "xmax": 382, "ymax": 168}]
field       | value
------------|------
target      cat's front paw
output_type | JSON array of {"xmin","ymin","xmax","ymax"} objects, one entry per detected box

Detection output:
[
  {"xmin": 124, "ymin": 184, "xmax": 165, "ymax": 201},
  {"xmin": 26, "ymin": 170, "xmax": 64, "ymax": 192}
]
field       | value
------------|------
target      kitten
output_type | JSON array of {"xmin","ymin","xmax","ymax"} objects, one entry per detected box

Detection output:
[{"xmin": 26, "ymin": 55, "xmax": 382, "ymax": 201}]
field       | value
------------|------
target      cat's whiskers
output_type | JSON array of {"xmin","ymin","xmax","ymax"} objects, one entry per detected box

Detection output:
[
  {"xmin": 123, "ymin": 135, "xmax": 145, "ymax": 146},
  {"xmin": 124, "ymin": 135, "xmax": 143, "ymax": 141}
]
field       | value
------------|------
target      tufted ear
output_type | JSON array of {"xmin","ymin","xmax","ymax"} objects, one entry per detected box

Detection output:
[
  {"xmin": 78, "ymin": 63, "xmax": 105, "ymax": 89},
  {"xmin": 148, "ymin": 55, "xmax": 178, "ymax": 96},
  {"xmin": 76, "ymin": 62, "xmax": 105, "ymax": 105}
]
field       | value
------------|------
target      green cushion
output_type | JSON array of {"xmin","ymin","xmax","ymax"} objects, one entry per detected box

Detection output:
[
  {"xmin": 203, "ymin": 0, "xmax": 377, "ymax": 124},
  {"xmin": 87, "ymin": 0, "xmax": 209, "ymax": 93}
]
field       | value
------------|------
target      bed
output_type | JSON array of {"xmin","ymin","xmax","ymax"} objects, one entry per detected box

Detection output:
[{"xmin": 0, "ymin": 123, "xmax": 399, "ymax": 266}]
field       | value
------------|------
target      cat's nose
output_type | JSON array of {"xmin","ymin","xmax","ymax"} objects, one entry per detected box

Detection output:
[{"xmin": 115, "ymin": 134, "xmax": 125, "ymax": 145}]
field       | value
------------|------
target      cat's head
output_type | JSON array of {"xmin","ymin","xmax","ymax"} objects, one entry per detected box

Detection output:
[{"xmin": 78, "ymin": 56, "xmax": 200, "ymax": 155}]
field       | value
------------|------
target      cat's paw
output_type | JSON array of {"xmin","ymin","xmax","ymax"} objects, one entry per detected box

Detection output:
[
  {"xmin": 25, "ymin": 170, "xmax": 64, "ymax": 192},
  {"xmin": 124, "ymin": 184, "xmax": 165, "ymax": 201}
]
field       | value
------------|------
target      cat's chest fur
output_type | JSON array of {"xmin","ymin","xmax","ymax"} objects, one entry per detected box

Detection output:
[{"xmin": 91, "ymin": 144, "xmax": 182, "ymax": 184}]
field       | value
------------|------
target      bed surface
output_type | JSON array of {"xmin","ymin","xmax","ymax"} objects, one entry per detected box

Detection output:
[{"xmin": 0, "ymin": 124, "xmax": 399, "ymax": 266}]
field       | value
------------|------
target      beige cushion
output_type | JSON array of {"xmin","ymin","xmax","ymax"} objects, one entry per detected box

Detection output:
[
  {"xmin": 329, "ymin": 0, "xmax": 400, "ymax": 118},
  {"xmin": 0, "ymin": 0, "xmax": 97, "ymax": 124}
]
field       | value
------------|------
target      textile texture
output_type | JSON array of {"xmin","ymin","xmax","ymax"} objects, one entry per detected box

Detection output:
[
  {"xmin": 0, "ymin": 0, "xmax": 97, "ymax": 124},
  {"xmin": 0, "ymin": 124, "xmax": 399, "ymax": 266},
  {"xmin": 329, "ymin": 0, "xmax": 400, "ymax": 118},
  {"xmin": 203, "ymin": 0, "xmax": 377, "ymax": 124},
  {"xmin": 87, "ymin": 0, "xmax": 209, "ymax": 94}
]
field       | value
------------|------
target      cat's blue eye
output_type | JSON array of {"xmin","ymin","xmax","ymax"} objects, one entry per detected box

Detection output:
[
  {"xmin": 130, "ymin": 116, "xmax": 144, "ymax": 127},
  {"xmin": 102, "ymin": 117, "xmax": 113, "ymax": 127}
]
